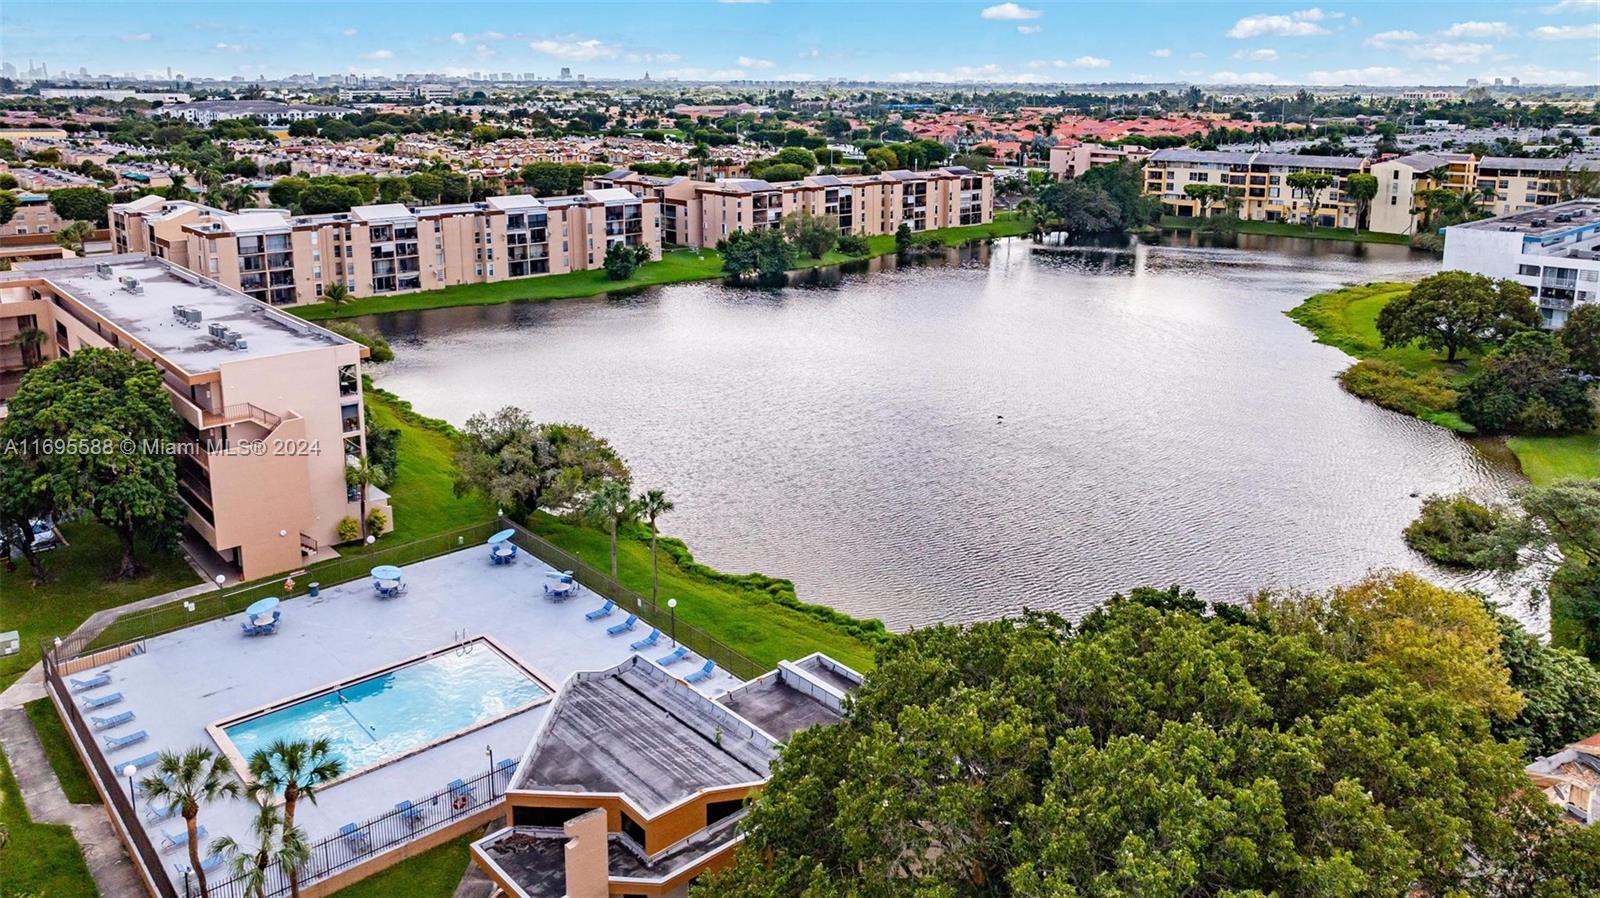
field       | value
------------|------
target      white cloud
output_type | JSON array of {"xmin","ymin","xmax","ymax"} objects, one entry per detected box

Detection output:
[
  {"xmin": 737, "ymin": 55, "xmax": 776, "ymax": 69},
  {"xmin": 1206, "ymin": 70, "xmax": 1282, "ymax": 82},
  {"xmin": 1407, "ymin": 41, "xmax": 1492, "ymax": 63},
  {"xmin": 213, "ymin": 42, "xmax": 243, "ymax": 53},
  {"xmin": 450, "ymin": 32, "xmax": 467, "ymax": 45},
  {"xmin": 1363, "ymin": 29, "xmax": 1418, "ymax": 48},
  {"xmin": 1149, "ymin": 48, "xmax": 1172, "ymax": 57},
  {"xmin": 890, "ymin": 64, "xmax": 1048, "ymax": 82},
  {"xmin": 341, "ymin": 28, "xmax": 357, "ymax": 37},
  {"xmin": 1540, "ymin": 0, "xmax": 1599, "ymax": 11},
  {"xmin": 1017, "ymin": 25, "xmax": 1041, "ymax": 34},
  {"xmin": 627, "ymin": 51, "xmax": 681, "ymax": 63},
  {"xmin": 451, "ymin": 31, "xmax": 506, "ymax": 44},
  {"xmin": 799, "ymin": 47, "xmax": 820, "ymax": 58},
  {"xmin": 1305, "ymin": 65, "xmax": 1413, "ymax": 85},
  {"xmin": 1227, "ymin": 9, "xmax": 1332, "ymax": 39},
  {"xmin": 1062, "ymin": 55, "xmax": 1111, "ymax": 68},
  {"xmin": 659, "ymin": 67, "xmax": 750, "ymax": 79},
  {"xmin": 1442, "ymin": 21, "xmax": 1514, "ymax": 38},
  {"xmin": 361, "ymin": 49, "xmax": 394, "ymax": 60},
  {"xmin": 528, "ymin": 37, "xmax": 620, "ymax": 61},
  {"xmin": 1532, "ymin": 23, "xmax": 1600, "ymax": 39},
  {"xmin": 121, "ymin": 32, "xmax": 152, "ymax": 42},
  {"xmin": 981, "ymin": 3, "xmax": 1042, "ymax": 21},
  {"xmin": 1232, "ymin": 48, "xmax": 1279, "ymax": 61}
]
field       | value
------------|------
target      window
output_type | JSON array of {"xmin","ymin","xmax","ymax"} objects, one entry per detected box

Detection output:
[
  {"xmin": 511, "ymin": 805, "xmax": 593, "ymax": 828},
  {"xmin": 706, "ymin": 798, "xmax": 745, "ymax": 828},
  {"xmin": 620, "ymin": 811, "xmax": 646, "ymax": 847},
  {"xmin": 338, "ymin": 365, "xmax": 357, "ymax": 396},
  {"xmin": 1518, "ymin": 264, "xmax": 1541, "ymax": 277}
]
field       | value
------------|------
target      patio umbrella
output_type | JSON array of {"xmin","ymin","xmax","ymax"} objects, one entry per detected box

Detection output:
[
  {"xmin": 370, "ymin": 565, "xmax": 403, "ymax": 580},
  {"xmin": 487, "ymin": 529, "xmax": 516, "ymax": 545},
  {"xmin": 245, "ymin": 597, "xmax": 280, "ymax": 617}
]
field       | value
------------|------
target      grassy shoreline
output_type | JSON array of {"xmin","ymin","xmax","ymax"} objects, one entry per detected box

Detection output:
[
  {"xmin": 1160, "ymin": 215, "xmax": 1414, "ymax": 245},
  {"xmin": 289, "ymin": 215, "xmax": 1033, "ymax": 322}
]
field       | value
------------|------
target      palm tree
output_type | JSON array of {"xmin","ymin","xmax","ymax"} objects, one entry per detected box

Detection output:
[
  {"xmin": 322, "ymin": 282, "xmax": 350, "ymax": 306},
  {"xmin": 584, "ymin": 479, "xmax": 635, "ymax": 580},
  {"xmin": 11, "ymin": 326, "xmax": 46, "ymax": 369},
  {"xmin": 211, "ymin": 790, "xmax": 311, "ymax": 898},
  {"xmin": 346, "ymin": 456, "xmax": 389, "ymax": 540},
  {"xmin": 635, "ymin": 489, "xmax": 675, "ymax": 603},
  {"xmin": 54, "ymin": 221, "xmax": 93, "ymax": 257},
  {"xmin": 140, "ymin": 747, "xmax": 241, "ymax": 898},
  {"xmin": 248, "ymin": 739, "xmax": 344, "ymax": 898}
]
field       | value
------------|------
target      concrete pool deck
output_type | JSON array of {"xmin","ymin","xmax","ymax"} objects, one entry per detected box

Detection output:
[{"xmin": 65, "ymin": 545, "xmax": 741, "ymax": 893}]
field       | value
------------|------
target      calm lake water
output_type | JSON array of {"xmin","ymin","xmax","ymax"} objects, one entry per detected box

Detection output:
[{"xmin": 362, "ymin": 233, "xmax": 1529, "ymax": 630}]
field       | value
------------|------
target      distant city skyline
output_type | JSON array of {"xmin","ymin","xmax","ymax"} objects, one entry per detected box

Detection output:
[{"xmin": 4, "ymin": 1, "xmax": 1599, "ymax": 86}]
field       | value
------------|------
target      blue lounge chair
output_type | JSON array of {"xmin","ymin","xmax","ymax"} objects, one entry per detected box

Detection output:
[
  {"xmin": 495, "ymin": 758, "xmax": 516, "ymax": 780},
  {"xmin": 70, "ymin": 673, "xmax": 111, "ymax": 692},
  {"xmin": 685, "ymin": 660, "xmax": 717, "ymax": 684},
  {"xmin": 127, "ymin": 751, "xmax": 160, "ymax": 770},
  {"xmin": 447, "ymin": 778, "xmax": 477, "ymax": 806},
  {"xmin": 395, "ymin": 800, "xmax": 425, "ymax": 827},
  {"xmin": 584, "ymin": 600, "xmax": 615, "ymax": 621},
  {"xmin": 340, "ymin": 823, "xmax": 371, "ymax": 853},
  {"xmin": 656, "ymin": 646, "xmax": 689, "ymax": 667},
  {"xmin": 147, "ymin": 800, "xmax": 180, "ymax": 823},
  {"xmin": 82, "ymin": 692, "xmax": 123, "ymax": 710},
  {"xmin": 172, "ymin": 854, "xmax": 224, "ymax": 879},
  {"xmin": 104, "ymin": 730, "xmax": 147, "ymax": 752},
  {"xmin": 92, "ymin": 711, "xmax": 135, "ymax": 730},
  {"xmin": 606, "ymin": 614, "xmax": 638, "ymax": 636},
  {"xmin": 629, "ymin": 629, "xmax": 661, "ymax": 651},
  {"xmin": 160, "ymin": 826, "xmax": 206, "ymax": 852}
]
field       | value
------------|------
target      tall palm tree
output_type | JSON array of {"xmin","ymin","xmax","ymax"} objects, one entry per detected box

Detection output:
[
  {"xmin": 211, "ymin": 790, "xmax": 311, "ymax": 898},
  {"xmin": 11, "ymin": 326, "xmax": 46, "ymax": 369},
  {"xmin": 249, "ymin": 739, "xmax": 344, "ymax": 898},
  {"xmin": 54, "ymin": 221, "xmax": 93, "ymax": 257},
  {"xmin": 584, "ymin": 479, "xmax": 635, "ymax": 580},
  {"xmin": 140, "ymin": 747, "xmax": 241, "ymax": 898},
  {"xmin": 346, "ymin": 456, "xmax": 389, "ymax": 540},
  {"xmin": 635, "ymin": 489, "xmax": 675, "ymax": 603}
]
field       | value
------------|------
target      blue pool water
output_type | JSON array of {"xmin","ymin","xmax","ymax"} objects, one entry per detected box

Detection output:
[{"xmin": 222, "ymin": 645, "xmax": 548, "ymax": 773}]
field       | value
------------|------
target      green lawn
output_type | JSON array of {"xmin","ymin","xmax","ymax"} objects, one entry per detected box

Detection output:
[
  {"xmin": 1160, "ymin": 215, "xmax": 1413, "ymax": 245},
  {"xmin": 291, "ymin": 216, "xmax": 1033, "ymax": 322},
  {"xmin": 327, "ymin": 833, "xmax": 474, "ymax": 898},
  {"xmin": 1504, "ymin": 433, "xmax": 1600, "ymax": 485},
  {"xmin": 365, "ymin": 388, "xmax": 496, "ymax": 541},
  {"xmin": 0, "ymin": 746, "xmax": 100, "ymax": 898},
  {"xmin": 21, "ymin": 698, "xmax": 99, "ymax": 805},
  {"xmin": 0, "ymin": 523, "xmax": 201, "ymax": 690}
]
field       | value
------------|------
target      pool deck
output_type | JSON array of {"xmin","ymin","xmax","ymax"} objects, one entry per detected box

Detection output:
[{"xmin": 64, "ymin": 546, "xmax": 741, "ymax": 893}]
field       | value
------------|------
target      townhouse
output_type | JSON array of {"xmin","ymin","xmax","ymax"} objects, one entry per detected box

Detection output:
[
  {"xmin": 5, "ymin": 192, "xmax": 68, "ymax": 236},
  {"xmin": 1442, "ymin": 197, "xmax": 1600, "ymax": 328},
  {"xmin": 110, "ymin": 188, "xmax": 660, "ymax": 307},
  {"xmin": 1144, "ymin": 148, "xmax": 1366, "ymax": 229},
  {"xmin": 1366, "ymin": 152, "xmax": 1477, "ymax": 236},
  {"xmin": 0, "ymin": 254, "xmax": 387, "ymax": 580},
  {"xmin": 1475, "ymin": 156, "xmax": 1600, "ymax": 217}
]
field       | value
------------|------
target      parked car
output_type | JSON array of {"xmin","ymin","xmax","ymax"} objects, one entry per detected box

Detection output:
[{"xmin": 3, "ymin": 518, "xmax": 59, "ymax": 557}]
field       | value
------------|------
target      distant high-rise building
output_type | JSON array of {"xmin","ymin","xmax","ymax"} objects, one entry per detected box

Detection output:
[
  {"xmin": 559, "ymin": 66, "xmax": 571, "ymax": 80},
  {"xmin": 1510, "ymin": 77, "xmax": 1520, "ymax": 86},
  {"xmin": 522, "ymin": 72, "xmax": 534, "ymax": 80},
  {"xmin": 1493, "ymin": 77, "xmax": 1504, "ymax": 86}
]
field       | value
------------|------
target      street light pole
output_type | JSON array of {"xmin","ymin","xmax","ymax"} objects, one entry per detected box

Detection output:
[
  {"xmin": 123, "ymin": 764, "xmax": 138, "ymax": 814},
  {"xmin": 667, "ymin": 597, "xmax": 678, "ymax": 647},
  {"xmin": 486, "ymin": 745, "xmax": 494, "ymax": 787}
]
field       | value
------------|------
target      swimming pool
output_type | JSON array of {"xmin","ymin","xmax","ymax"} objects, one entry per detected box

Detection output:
[{"xmin": 217, "ymin": 640, "xmax": 550, "ymax": 776}]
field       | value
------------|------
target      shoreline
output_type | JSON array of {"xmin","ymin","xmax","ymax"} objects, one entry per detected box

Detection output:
[{"xmin": 1159, "ymin": 215, "xmax": 1415, "ymax": 246}]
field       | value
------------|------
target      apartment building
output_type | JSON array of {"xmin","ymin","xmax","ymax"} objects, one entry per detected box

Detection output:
[
  {"xmin": 1475, "ymin": 157, "xmax": 1600, "ymax": 217},
  {"xmin": 6, "ymin": 192, "xmax": 67, "ymax": 236},
  {"xmin": 145, "ymin": 100, "xmax": 357, "ymax": 126},
  {"xmin": 1047, "ymin": 143, "xmax": 1151, "ymax": 180},
  {"xmin": 1367, "ymin": 152, "xmax": 1477, "ymax": 236},
  {"xmin": 0, "ymin": 254, "xmax": 388, "ymax": 579},
  {"xmin": 1442, "ymin": 198, "xmax": 1600, "ymax": 328},
  {"xmin": 111, "ymin": 189, "xmax": 659, "ymax": 307},
  {"xmin": 472, "ymin": 653, "xmax": 861, "ymax": 898},
  {"xmin": 1144, "ymin": 148, "xmax": 1366, "ymax": 229},
  {"xmin": 588, "ymin": 165, "xmax": 993, "ymax": 248}
]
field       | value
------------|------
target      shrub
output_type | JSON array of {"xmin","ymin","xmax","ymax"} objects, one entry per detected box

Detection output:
[
  {"xmin": 336, "ymin": 516, "xmax": 361, "ymax": 543},
  {"xmin": 323, "ymin": 321, "xmax": 393, "ymax": 363},
  {"xmin": 1457, "ymin": 331, "xmax": 1594, "ymax": 434},
  {"xmin": 836, "ymin": 234, "xmax": 871, "ymax": 255},
  {"xmin": 1403, "ymin": 493, "xmax": 1516, "ymax": 568},
  {"xmin": 1337, "ymin": 359, "xmax": 1457, "ymax": 416},
  {"xmin": 365, "ymin": 508, "xmax": 388, "ymax": 536}
]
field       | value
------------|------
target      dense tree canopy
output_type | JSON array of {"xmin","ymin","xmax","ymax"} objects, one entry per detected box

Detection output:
[
  {"xmin": 1377, "ymin": 271, "xmax": 1539, "ymax": 363},
  {"xmin": 1558, "ymin": 302, "xmax": 1600, "ymax": 377},
  {"xmin": 719, "ymin": 228, "xmax": 796, "ymax": 282},
  {"xmin": 452, "ymin": 408, "xmax": 630, "ymax": 518},
  {"xmin": 47, "ymin": 186, "xmax": 112, "ymax": 225},
  {"xmin": 1457, "ymin": 331, "xmax": 1593, "ymax": 434}
]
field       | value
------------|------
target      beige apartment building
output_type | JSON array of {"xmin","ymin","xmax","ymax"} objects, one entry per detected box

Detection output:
[
  {"xmin": 1367, "ymin": 152, "xmax": 1477, "ymax": 236},
  {"xmin": 589, "ymin": 165, "xmax": 994, "ymax": 248},
  {"xmin": 1048, "ymin": 143, "xmax": 1151, "ymax": 180},
  {"xmin": 0, "ymin": 254, "xmax": 388, "ymax": 580},
  {"xmin": 112, "ymin": 188, "xmax": 660, "ymax": 307},
  {"xmin": 1144, "ymin": 148, "xmax": 1365, "ymax": 229},
  {"xmin": 1476, "ymin": 156, "xmax": 1600, "ymax": 217},
  {"xmin": 6, "ymin": 192, "xmax": 68, "ymax": 236}
]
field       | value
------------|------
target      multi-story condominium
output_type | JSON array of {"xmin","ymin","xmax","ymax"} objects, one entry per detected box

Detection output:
[
  {"xmin": 1047, "ymin": 143, "xmax": 1151, "ymax": 180},
  {"xmin": 1475, "ymin": 157, "xmax": 1600, "ymax": 217},
  {"xmin": 1144, "ymin": 148, "xmax": 1366, "ymax": 230},
  {"xmin": 144, "ymin": 100, "xmax": 357, "ymax": 126},
  {"xmin": 588, "ymin": 166, "xmax": 993, "ymax": 248},
  {"xmin": 1367, "ymin": 152, "xmax": 1478, "ymax": 236},
  {"xmin": 110, "ymin": 188, "xmax": 660, "ymax": 307},
  {"xmin": 0, "ymin": 254, "xmax": 388, "ymax": 579},
  {"xmin": 5, "ymin": 192, "xmax": 67, "ymax": 236},
  {"xmin": 1442, "ymin": 198, "xmax": 1600, "ymax": 328},
  {"xmin": 472, "ymin": 653, "xmax": 861, "ymax": 898}
]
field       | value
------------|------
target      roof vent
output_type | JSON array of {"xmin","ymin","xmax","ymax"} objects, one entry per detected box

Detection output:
[{"xmin": 95, "ymin": 263, "xmax": 114, "ymax": 279}]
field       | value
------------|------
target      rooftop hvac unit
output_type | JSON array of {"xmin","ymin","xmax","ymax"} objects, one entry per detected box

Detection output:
[
  {"xmin": 1531, "ymin": 218, "xmax": 1549, "ymax": 228},
  {"xmin": 119, "ymin": 276, "xmax": 143, "ymax": 295},
  {"xmin": 184, "ymin": 308, "xmax": 203, "ymax": 324},
  {"xmin": 208, "ymin": 323, "xmax": 228, "ymax": 340},
  {"xmin": 230, "ymin": 336, "xmax": 249, "ymax": 351},
  {"xmin": 95, "ymin": 263, "xmax": 114, "ymax": 279},
  {"xmin": 171, "ymin": 304, "xmax": 188, "ymax": 321}
]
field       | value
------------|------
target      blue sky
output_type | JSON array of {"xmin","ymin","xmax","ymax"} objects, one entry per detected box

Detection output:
[{"xmin": 4, "ymin": 1, "xmax": 1598, "ymax": 85}]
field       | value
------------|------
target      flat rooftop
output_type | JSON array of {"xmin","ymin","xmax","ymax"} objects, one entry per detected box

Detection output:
[
  {"xmin": 716, "ymin": 676, "xmax": 841, "ymax": 742},
  {"xmin": 14, "ymin": 255, "xmax": 350, "ymax": 373},
  {"xmin": 1452, "ymin": 198, "xmax": 1600, "ymax": 238}
]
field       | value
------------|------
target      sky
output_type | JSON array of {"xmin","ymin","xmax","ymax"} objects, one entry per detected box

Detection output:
[{"xmin": 3, "ymin": 1, "xmax": 1599, "ymax": 86}]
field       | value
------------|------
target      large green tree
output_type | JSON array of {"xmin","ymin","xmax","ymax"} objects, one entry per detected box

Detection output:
[
  {"xmin": 1, "ymin": 348, "xmax": 183, "ymax": 578},
  {"xmin": 1377, "ymin": 271, "xmax": 1539, "ymax": 363},
  {"xmin": 780, "ymin": 209, "xmax": 838, "ymax": 259},
  {"xmin": 1457, "ymin": 331, "xmax": 1593, "ymax": 434},
  {"xmin": 1558, "ymin": 302, "xmax": 1600, "ymax": 377},
  {"xmin": 46, "ymin": 186, "xmax": 112, "ymax": 225},
  {"xmin": 1345, "ymin": 172, "xmax": 1379, "ymax": 234},
  {"xmin": 719, "ymin": 229, "xmax": 796, "ymax": 283},
  {"xmin": 453, "ymin": 408, "xmax": 630, "ymax": 518}
]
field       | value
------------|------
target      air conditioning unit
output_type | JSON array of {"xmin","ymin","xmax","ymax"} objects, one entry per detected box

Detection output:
[
  {"xmin": 119, "ymin": 277, "xmax": 143, "ymax": 295},
  {"xmin": 96, "ymin": 263, "xmax": 114, "ymax": 279},
  {"xmin": 208, "ymin": 323, "xmax": 228, "ymax": 340}
]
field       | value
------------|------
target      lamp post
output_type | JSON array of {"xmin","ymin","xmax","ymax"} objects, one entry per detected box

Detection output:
[
  {"xmin": 486, "ymin": 745, "xmax": 494, "ymax": 785},
  {"xmin": 123, "ymin": 763, "xmax": 138, "ymax": 814},
  {"xmin": 667, "ymin": 598, "xmax": 677, "ymax": 647}
]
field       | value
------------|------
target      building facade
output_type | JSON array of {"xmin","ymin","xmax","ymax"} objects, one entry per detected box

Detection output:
[
  {"xmin": 1047, "ymin": 143, "xmax": 1150, "ymax": 180},
  {"xmin": 1367, "ymin": 152, "xmax": 1477, "ymax": 236},
  {"xmin": 1442, "ymin": 198, "xmax": 1600, "ymax": 328},
  {"xmin": 1144, "ymin": 148, "xmax": 1366, "ymax": 229},
  {"xmin": 0, "ymin": 255, "xmax": 388, "ymax": 580},
  {"xmin": 144, "ymin": 100, "xmax": 357, "ymax": 126},
  {"xmin": 1475, "ymin": 157, "xmax": 1600, "ymax": 218}
]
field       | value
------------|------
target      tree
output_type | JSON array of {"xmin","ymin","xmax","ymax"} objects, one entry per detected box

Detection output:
[
  {"xmin": 894, "ymin": 222, "xmax": 913, "ymax": 252},
  {"xmin": 1457, "ymin": 331, "xmax": 1593, "ymax": 434},
  {"xmin": 1558, "ymin": 301, "xmax": 1600, "ymax": 377},
  {"xmin": 780, "ymin": 210, "xmax": 837, "ymax": 259},
  {"xmin": 322, "ymin": 282, "xmax": 350, "ymax": 306},
  {"xmin": 1182, "ymin": 182, "xmax": 1229, "ymax": 216},
  {"xmin": 1493, "ymin": 611, "xmax": 1600, "ymax": 757},
  {"xmin": 211, "ymin": 789, "xmax": 310, "ymax": 898},
  {"xmin": 752, "ymin": 162, "xmax": 808, "ymax": 183},
  {"xmin": 296, "ymin": 182, "xmax": 363, "ymax": 215},
  {"xmin": 10, "ymin": 326, "xmax": 45, "ymax": 370},
  {"xmin": 865, "ymin": 146, "xmax": 898, "ymax": 172},
  {"xmin": 602, "ymin": 241, "xmax": 649, "ymax": 281},
  {"xmin": 46, "ymin": 186, "xmax": 111, "ymax": 225},
  {"xmin": 1403, "ymin": 493, "xmax": 1519, "ymax": 569},
  {"xmin": 636, "ymin": 488, "xmax": 674, "ymax": 602},
  {"xmin": 0, "ymin": 440, "xmax": 54, "ymax": 583},
  {"xmin": 1038, "ymin": 180, "xmax": 1122, "ymax": 234},
  {"xmin": 53, "ymin": 220, "xmax": 93, "ymax": 257},
  {"xmin": 247, "ymin": 739, "xmax": 343, "ymax": 898},
  {"xmin": 454, "ymin": 409, "xmax": 630, "ymax": 518},
  {"xmin": 1377, "ymin": 271, "xmax": 1539, "ymax": 363},
  {"xmin": 346, "ymin": 456, "xmax": 389, "ymax": 541},
  {"xmin": 0, "ymin": 348, "xmax": 182, "ymax": 578},
  {"xmin": 0, "ymin": 190, "xmax": 16, "ymax": 227},
  {"xmin": 267, "ymin": 176, "xmax": 309, "ymax": 209},
  {"xmin": 520, "ymin": 161, "xmax": 583, "ymax": 197},
  {"xmin": 584, "ymin": 478, "xmax": 636, "ymax": 579},
  {"xmin": 1492, "ymin": 478, "xmax": 1600, "ymax": 660},
  {"xmin": 1345, "ymin": 172, "xmax": 1379, "ymax": 234},
  {"xmin": 140, "ymin": 748, "xmax": 240, "ymax": 898},
  {"xmin": 406, "ymin": 172, "xmax": 443, "ymax": 204},
  {"xmin": 1285, "ymin": 170, "xmax": 1334, "ymax": 228},
  {"xmin": 719, "ymin": 229, "xmax": 796, "ymax": 283}
]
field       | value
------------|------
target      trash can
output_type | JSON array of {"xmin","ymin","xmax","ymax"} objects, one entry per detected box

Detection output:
[{"xmin": 308, "ymin": 582, "xmax": 320, "ymax": 598}]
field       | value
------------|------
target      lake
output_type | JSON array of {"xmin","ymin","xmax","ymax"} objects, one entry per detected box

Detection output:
[{"xmin": 361, "ymin": 233, "xmax": 1528, "ymax": 630}]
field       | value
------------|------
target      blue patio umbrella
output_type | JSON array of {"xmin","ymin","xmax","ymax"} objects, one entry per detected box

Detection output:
[
  {"xmin": 245, "ymin": 597, "xmax": 279, "ymax": 617},
  {"xmin": 487, "ymin": 529, "xmax": 516, "ymax": 546},
  {"xmin": 370, "ymin": 565, "xmax": 403, "ymax": 580}
]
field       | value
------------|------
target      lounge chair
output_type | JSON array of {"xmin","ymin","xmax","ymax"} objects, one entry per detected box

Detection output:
[
  {"xmin": 160, "ymin": 826, "xmax": 206, "ymax": 852},
  {"xmin": 656, "ymin": 646, "xmax": 689, "ymax": 667},
  {"xmin": 685, "ymin": 660, "xmax": 717, "ymax": 684},
  {"xmin": 629, "ymin": 628, "xmax": 661, "ymax": 651},
  {"xmin": 495, "ymin": 758, "xmax": 517, "ymax": 780},
  {"xmin": 146, "ymin": 800, "xmax": 180, "ymax": 823},
  {"xmin": 104, "ymin": 730, "xmax": 147, "ymax": 752},
  {"xmin": 584, "ymin": 599, "xmax": 616, "ymax": 621},
  {"xmin": 606, "ymin": 614, "xmax": 638, "ymax": 636},
  {"xmin": 69, "ymin": 673, "xmax": 111, "ymax": 692},
  {"xmin": 339, "ymin": 823, "xmax": 371, "ymax": 853},
  {"xmin": 447, "ymin": 778, "xmax": 477, "ymax": 807},
  {"xmin": 82, "ymin": 691, "xmax": 123, "ymax": 711},
  {"xmin": 92, "ymin": 711, "xmax": 135, "ymax": 730},
  {"xmin": 395, "ymin": 800, "xmax": 425, "ymax": 827},
  {"xmin": 172, "ymin": 854, "xmax": 225, "ymax": 879},
  {"xmin": 127, "ymin": 751, "xmax": 160, "ymax": 770}
]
